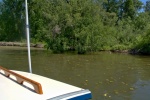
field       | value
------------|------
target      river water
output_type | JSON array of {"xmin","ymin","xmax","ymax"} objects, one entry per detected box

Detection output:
[{"xmin": 0, "ymin": 46, "xmax": 150, "ymax": 100}]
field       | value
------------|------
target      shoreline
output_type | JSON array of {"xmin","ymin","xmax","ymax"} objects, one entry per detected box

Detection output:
[
  {"xmin": 0, "ymin": 42, "xmax": 149, "ymax": 55},
  {"xmin": 0, "ymin": 42, "xmax": 45, "ymax": 48}
]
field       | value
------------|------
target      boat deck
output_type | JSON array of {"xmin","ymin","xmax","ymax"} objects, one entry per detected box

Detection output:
[{"xmin": 0, "ymin": 69, "xmax": 91, "ymax": 100}]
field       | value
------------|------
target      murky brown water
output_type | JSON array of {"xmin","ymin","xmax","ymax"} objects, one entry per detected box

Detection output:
[{"xmin": 0, "ymin": 46, "xmax": 150, "ymax": 100}]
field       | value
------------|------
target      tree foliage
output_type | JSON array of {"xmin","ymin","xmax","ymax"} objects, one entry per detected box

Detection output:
[
  {"xmin": 0, "ymin": 0, "xmax": 24, "ymax": 41},
  {"xmin": 0, "ymin": 0, "xmax": 149, "ymax": 54},
  {"xmin": 145, "ymin": 0, "xmax": 150, "ymax": 12}
]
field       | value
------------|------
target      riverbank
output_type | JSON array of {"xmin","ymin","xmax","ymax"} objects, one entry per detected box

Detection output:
[
  {"xmin": 0, "ymin": 42, "xmax": 149, "ymax": 55},
  {"xmin": 0, "ymin": 42, "xmax": 45, "ymax": 48},
  {"xmin": 111, "ymin": 49, "xmax": 150, "ymax": 55}
]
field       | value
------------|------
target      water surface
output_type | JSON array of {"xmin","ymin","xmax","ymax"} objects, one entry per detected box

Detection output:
[{"xmin": 0, "ymin": 46, "xmax": 150, "ymax": 100}]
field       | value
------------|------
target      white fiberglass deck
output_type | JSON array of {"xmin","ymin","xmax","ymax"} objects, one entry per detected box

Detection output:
[{"xmin": 0, "ymin": 70, "xmax": 91, "ymax": 100}]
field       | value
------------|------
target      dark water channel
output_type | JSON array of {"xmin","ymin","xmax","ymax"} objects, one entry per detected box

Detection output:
[{"xmin": 0, "ymin": 46, "xmax": 150, "ymax": 100}]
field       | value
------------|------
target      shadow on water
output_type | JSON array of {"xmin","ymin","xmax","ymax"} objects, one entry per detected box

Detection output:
[{"xmin": 0, "ymin": 46, "xmax": 150, "ymax": 100}]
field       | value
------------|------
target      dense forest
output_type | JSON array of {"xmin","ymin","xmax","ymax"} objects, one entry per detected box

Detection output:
[{"xmin": 0, "ymin": 0, "xmax": 150, "ymax": 54}]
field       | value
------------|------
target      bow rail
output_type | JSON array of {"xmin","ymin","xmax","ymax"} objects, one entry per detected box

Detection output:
[{"xmin": 0, "ymin": 66, "xmax": 43, "ymax": 94}]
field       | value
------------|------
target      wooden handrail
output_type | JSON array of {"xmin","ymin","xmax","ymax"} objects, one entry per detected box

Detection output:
[{"xmin": 0, "ymin": 66, "xmax": 43, "ymax": 94}]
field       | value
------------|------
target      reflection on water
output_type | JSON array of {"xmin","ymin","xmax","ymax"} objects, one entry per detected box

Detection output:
[
  {"xmin": 132, "ymin": 80, "xmax": 150, "ymax": 100},
  {"xmin": 0, "ymin": 46, "xmax": 150, "ymax": 100}
]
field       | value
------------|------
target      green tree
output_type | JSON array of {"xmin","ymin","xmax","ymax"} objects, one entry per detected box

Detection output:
[
  {"xmin": 135, "ymin": 29, "xmax": 150, "ymax": 54},
  {"xmin": 28, "ymin": 0, "xmax": 47, "ymax": 42},
  {"xmin": 102, "ymin": 0, "xmax": 142, "ymax": 21},
  {"xmin": 0, "ymin": 0, "xmax": 24, "ymax": 41},
  {"xmin": 133, "ymin": 0, "xmax": 143, "ymax": 12},
  {"xmin": 38, "ymin": 0, "xmax": 106, "ymax": 53},
  {"xmin": 0, "ymin": 0, "xmax": 149, "ymax": 54},
  {"xmin": 124, "ymin": 0, "xmax": 135, "ymax": 19},
  {"xmin": 145, "ymin": 0, "xmax": 150, "ymax": 12}
]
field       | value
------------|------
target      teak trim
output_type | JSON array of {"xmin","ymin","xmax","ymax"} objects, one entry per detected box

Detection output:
[{"xmin": 0, "ymin": 66, "xmax": 43, "ymax": 94}]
